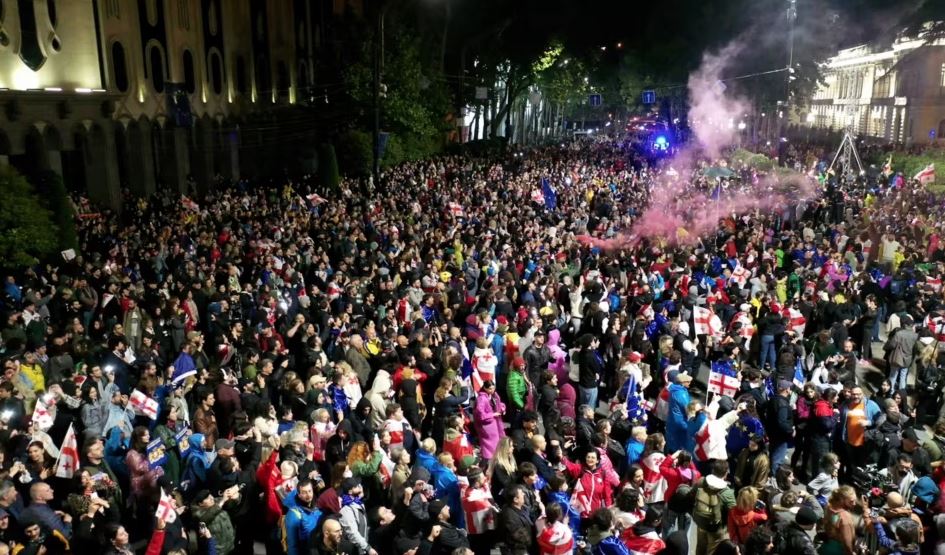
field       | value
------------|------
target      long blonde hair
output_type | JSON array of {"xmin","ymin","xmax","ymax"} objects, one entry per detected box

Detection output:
[
  {"xmin": 488, "ymin": 437, "xmax": 517, "ymax": 478},
  {"xmin": 736, "ymin": 486, "xmax": 759, "ymax": 512}
]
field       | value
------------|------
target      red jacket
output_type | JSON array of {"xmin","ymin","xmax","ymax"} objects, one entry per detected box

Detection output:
[
  {"xmin": 727, "ymin": 507, "xmax": 767, "ymax": 545},
  {"xmin": 563, "ymin": 460, "xmax": 613, "ymax": 518},
  {"xmin": 256, "ymin": 450, "xmax": 288, "ymax": 526},
  {"xmin": 658, "ymin": 456, "xmax": 701, "ymax": 503}
]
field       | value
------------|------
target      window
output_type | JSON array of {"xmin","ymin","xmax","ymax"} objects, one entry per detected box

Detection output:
[
  {"xmin": 208, "ymin": 51, "xmax": 223, "ymax": 95},
  {"xmin": 182, "ymin": 49, "xmax": 196, "ymax": 93},
  {"xmin": 235, "ymin": 55, "xmax": 247, "ymax": 94},
  {"xmin": 17, "ymin": 0, "xmax": 45, "ymax": 70},
  {"xmin": 207, "ymin": 0, "xmax": 218, "ymax": 36},
  {"xmin": 941, "ymin": 63, "xmax": 945, "ymax": 87},
  {"xmin": 112, "ymin": 41, "xmax": 129, "ymax": 92},
  {"xmin": 149, "ymin": 44, "xmax": 166, "ymax": 92}
]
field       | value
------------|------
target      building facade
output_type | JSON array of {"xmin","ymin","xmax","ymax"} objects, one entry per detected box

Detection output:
[
  {"xmin": 0, "ymin": 0, "xmax": 362, "ymax": 209},
  {"xmin": 799, "ymin": 37, "xmax": 945, "ymax": 146}
]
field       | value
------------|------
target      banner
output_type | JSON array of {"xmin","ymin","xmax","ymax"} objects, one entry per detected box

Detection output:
[
  {"xmin": 147, "ymin": 438, "xmax": 168, "ymax": 470},
  {"xmin": 175, "ymin": 427, "xmax": 191, "ymax": 453}
]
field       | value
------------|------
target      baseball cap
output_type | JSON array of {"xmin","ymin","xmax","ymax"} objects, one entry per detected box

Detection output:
[{"xmin": 215, "ymin": 438, "xmax": 235, "ymax": 451}]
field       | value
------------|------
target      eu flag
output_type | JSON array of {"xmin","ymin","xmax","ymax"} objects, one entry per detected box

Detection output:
[{"xmin": 541, "ymin": 178, "xmax": 557, "ymax": 211}]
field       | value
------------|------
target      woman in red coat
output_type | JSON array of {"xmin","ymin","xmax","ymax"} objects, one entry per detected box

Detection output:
[
  {"xmin": 727, "ymin": 486, "xmax": 768, "ymax": 546},
  {"xmin": 563, "ymin": 450, "xmax": 613, "ymax": 518}
]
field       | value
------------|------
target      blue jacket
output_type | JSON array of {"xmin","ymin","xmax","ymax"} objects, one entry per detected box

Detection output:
[
  {"xmin": 593, "ymin": 535, "xmax": 631, "ymax": 555},
  {"xmin": 625, "ymin": 439, "xmax": 645, "ymax": 466},
  {"xmin": 431, "ymin": 462, "xmax": 465, "ymax": 529},
  {"xmin": 839, "ymin": 398, "xmax": 882, "ymax": 444},
  {"xmin": 548, "ymin": 491, "xmax": 581, "ymax": 539},
  {"xmin": 282, "ymin": 489, "xmax": 323, "ymax": 555},
  {"xmin": 665, "ymin": 383, "xmax": 691, "ymax": 453},
  {"xmin": 416, "ymin": 449, "xmax": 438, "ymax": 474}
]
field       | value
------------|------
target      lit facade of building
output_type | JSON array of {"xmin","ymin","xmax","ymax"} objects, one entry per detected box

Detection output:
[
  {"xmin": 0, "ymin": 0, "xmax": 361, "ymax": 209},
  {"xmin": 800, "ymin": 37, "xmax": 945, "ymax": 146}
]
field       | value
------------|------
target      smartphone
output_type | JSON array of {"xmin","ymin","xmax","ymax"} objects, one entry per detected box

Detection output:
[{"xmin": 199, "ymin": 522, "xmax": 208, "ymax": 533}]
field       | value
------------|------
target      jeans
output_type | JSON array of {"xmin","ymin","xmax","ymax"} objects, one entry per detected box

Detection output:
[
  {"xmin": 770, "ymin": 441, "xmax": 790, "ymax": 473},
  {"xmin": 662, "ymin": 509, "xmax": 692, "ymax": 538},
  {"xmin": 579, "ymin": 386, "xmax": 598, "ymax": 413},
  {"xmin": 759, "ymin": 334, "xmax": 777, "ymax": 370},
  {"xmin": 890, "ymin": 367, "xmax": 909, "ymax": 391}
]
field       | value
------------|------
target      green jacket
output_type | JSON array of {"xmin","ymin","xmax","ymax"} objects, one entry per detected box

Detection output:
[
  {"xmin": 507, "ymin": 371, "xmax": 527, "ymax": 409},
  {"xmin": 192, "ymin": 504, "xmax": 235, "ymax": 554},
  {"xmin": 154, "ymin": 424, "xmax": 182, "ymax": 487}
]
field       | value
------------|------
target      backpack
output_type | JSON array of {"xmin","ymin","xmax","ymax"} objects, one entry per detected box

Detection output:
[
  {"xmin": 667, "ymin": 471, "xmax": 697, "ymax": 513},
  {"xmin": 692, "ymin": 480, "xmax": 724, "ymax": 530}
]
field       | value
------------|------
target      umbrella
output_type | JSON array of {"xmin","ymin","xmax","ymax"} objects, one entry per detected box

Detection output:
[{"xmin": 704, "ymin": 166, "xmax": 735, "ymax": 179}]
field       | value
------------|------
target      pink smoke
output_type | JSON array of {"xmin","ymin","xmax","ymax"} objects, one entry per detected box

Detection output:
[{"xmin": 576, "ymin": 42, "xmax": 822, "ymax": 251}]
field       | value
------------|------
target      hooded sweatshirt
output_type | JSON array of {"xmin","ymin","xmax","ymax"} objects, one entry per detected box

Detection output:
[{"xmin": 365, "ymin": 370, "xmax": 392, "ymax": 429}]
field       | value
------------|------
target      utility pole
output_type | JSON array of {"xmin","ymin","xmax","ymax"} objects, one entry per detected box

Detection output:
[{"xmin": 779, "ymin": 0, "xmax": 797, "ymax": 164}]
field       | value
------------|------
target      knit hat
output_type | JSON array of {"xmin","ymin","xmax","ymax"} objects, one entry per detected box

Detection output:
[
  {"xmin": 428, "ymin": 499, "xmax": 447, "ymax": 519},
  {"xmin": 796, "ymin": 506, "xmax": 819, "ymax": 526}
]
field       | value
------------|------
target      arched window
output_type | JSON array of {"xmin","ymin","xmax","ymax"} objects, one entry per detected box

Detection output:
[
  {"xmin": 938, "ymin": 119, "xmax": 945, "ymax": 141},
  {"xmin": 235, "ymin": 55, "xmax": 247, "ymax": 94},
  {"xmin": 183, "ymin": 50, "xmax": 196, "ymax": 93},
  {"xmin": 149, "ymin": 44, "xmax": 166, "ymax": 93},
  {"xmin": 145, "ymin": 0, "xmax": 158, "ymax": 26},
  {"xmin": 208, "ymin": 51, "xmax": 223, "ymax": 95},
  {"xmin": 112, "ymin": 41, "xmax": 129, "ymax": 92}
]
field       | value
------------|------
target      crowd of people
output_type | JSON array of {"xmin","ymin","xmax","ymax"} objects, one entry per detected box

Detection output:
[{"xmin": 1, "ymin": 133, "xmax": 945, "ymax": 555}]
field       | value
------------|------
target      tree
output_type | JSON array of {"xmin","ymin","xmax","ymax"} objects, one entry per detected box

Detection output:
[
  {"xmin": 33, "ymin": 170, "xmax": 77, "ymax": 251},
  {"xmin": 0, "ymin": 167, "xmax": 59, "ymax": 268}
]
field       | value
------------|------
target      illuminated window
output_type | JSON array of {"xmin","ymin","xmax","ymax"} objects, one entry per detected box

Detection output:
[{"xmin": 112, "ymin": 41, "xmax": 129, "ymax": 92}]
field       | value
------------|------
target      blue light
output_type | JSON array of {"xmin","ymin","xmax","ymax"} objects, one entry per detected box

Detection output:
[{"xmin": 655, "ymin": 136, "xmax": 667, "ymax": 146}]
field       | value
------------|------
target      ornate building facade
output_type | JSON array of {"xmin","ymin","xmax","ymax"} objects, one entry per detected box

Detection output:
[
  {"xmin": 799, "ymin": 37, "xmax": 945, "ymax": 146},
  {"xmin": 0, "ymin": 0, "xmax": 361, "ymax": 209}
]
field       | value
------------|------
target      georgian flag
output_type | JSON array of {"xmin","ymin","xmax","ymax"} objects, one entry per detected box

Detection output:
[
  {"xmin": 730, "ymin": 265, "xmax": 750, "ymax": 288},
  {"xmin": 31, "ymin": 397, "xmax": 55, "ymax": 432},
  {"xmin": 447, "ymin": 202, "xmax": 465, "ymax": 216},
  {"xmin": 707, "ymin": 360, "xmax": 740, "ymax": 398},
  {"xmin": 694, "ymin": 418, "xmax": 712, "ymax": 461},
  {"xmin": 530, "ymin": 189, "xmax": 545, "ymax": 204},
  {"xmin": 462, "ymin": 486, "xmax": 498, "ymax": 535},
  {"xmin": 927, "ymin": 277, "xmax": 942, "ymax": 292},
  {"xmin": 925, "ymin": 315, "xmax": 945, "ymax": 342},
  {"xmin": 182, "ymin": 196, "xmax": 200, "ymax": 212},
  {"xmin": 306, "ymin": 193, "xmax": 327, "ymax": 205},
  {"xmin": 782, "ymin": 307, "xmax": 807, "ymax": 336},
  {"xmin": 471, "ymin": 351, "xmax": 498, "ymax": 393},
  {"xmin": 537, "ymin": 521, "xmax": 574, "ymax": 555},
  {"xmin": 640, "ymin": 453, "xmax": 668, "ymax": 504},
  {"xmin": 129, "ymin": 389, "xmax": 159, "ymax": 420},
  {"xmin": 54, "ymin": 423, "xmax": 80, "ymax": 478},
  {"xmin": 730, "ymin": 311, "xmax": 755, "ymax": 340},
  {"xmin": 384, "ymin": 419, "xmax": 407, "ymax": 451},
  {"xmin": 693, "ymin": 306, "xmax": 721, "ymax": 336},
  {"xmin": 155, "ymin": 488, "xmax": 178, "ymax": 524},
  {"xmin": 378, "ymin": 450, "xmax": 395, "ymax": 488}
]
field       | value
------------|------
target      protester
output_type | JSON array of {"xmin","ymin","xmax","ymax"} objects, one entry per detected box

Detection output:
[{"xmin": 2, "ymin": 133, "xmax": 945, "ymax": 555}]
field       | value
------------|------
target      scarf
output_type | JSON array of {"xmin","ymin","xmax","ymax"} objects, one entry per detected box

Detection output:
[{"xmin": 341, "ymin": 494, "xmax": 363, "ymax": 507}]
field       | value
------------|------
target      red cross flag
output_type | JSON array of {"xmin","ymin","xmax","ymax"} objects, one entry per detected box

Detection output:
[
  {"xmin": 54, "ymin": 423, "xmax": 80, "ymax": 478},
  {"xmin": 448, "ymin": 202, "xmax": 465, "ymax": 216},
  {"xmin": 926, "ymin": 315, "xmax": 945, "ymax": 342},
  {"xmin": 155, "ymin": 488, "xmax": 178, "ymax": 524},
  {"xmin": 914, "ymin": 164, "xmax": 936, "ymax": 185},
  {"xmin": 707, "ymin": 368, "xmax": 740, "ymax": 398},
  {"xmin": 693, "ymin": 306, "xmax": 722, "ymax": 337},
  {"xmin": 129, "ymin": 389, "xmax": 159, "ymax": 420},
  {"xmin": 31, "ymin": 396, "xmax": 55, "ymax": 432},
  {"xmin": 782, "ymin": 307, "xmax": 807, "ymax": 336},
  {"xmin": 730, "ymin": 266, "xmax": 750, "ymax": 288}
]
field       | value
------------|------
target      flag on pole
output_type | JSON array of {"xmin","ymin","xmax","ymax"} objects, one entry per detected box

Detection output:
[
  {"xmin": 31, "ymin": 396, "xmax": 55, "ymax": 432},
  {"xmin": 914, "ymin": 164, "xmax": 936, "ymax": 185},
  {"xmin": 530, "ymin": 189, "xmax": 544, "ymax": 204},
  {"xmin": 707, "ymin": 360, "xmax": 740, "ymax": 398},
  {"xmin": 620, "ymin": 374, "xmax": 648, "ymax": 423},
  {"xmin": 792, "ymin": 359, "xmax": 806, "ymax": 390},
  {"xmin": 54, "ymin": 423, "xmax": 79, "ymax": 478},
  {"xmin": 925, "ymin": 315, "xmax": 945, "ymax": 342},
  {"xmin": 170, "ymin": 352, "xmax": 198, "ymax": 387},
  {"xmin": 155, "ymin": 488, "xmax": 178, "ymax": 524},
  {"xmin": 129, "ymin": 389, "xmax": 159, "ymax": 420}
]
